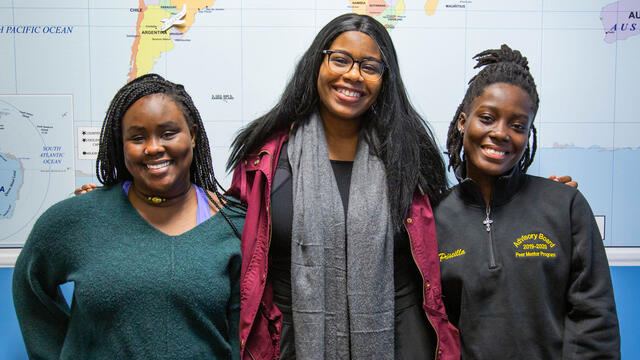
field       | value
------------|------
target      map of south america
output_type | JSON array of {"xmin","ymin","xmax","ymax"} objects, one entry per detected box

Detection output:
[{"xmin": 128, "ymin": 0, "xmax": 216, "ymax": 81}]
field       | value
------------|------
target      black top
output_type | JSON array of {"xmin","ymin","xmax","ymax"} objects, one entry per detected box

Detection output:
[
  {"xmin": 436, "ymin": 166, "xmax": 620, "ymax": 359},
  {"xmin": 269, "ymin": 142, "xmax": 435, "ymax": 359}
]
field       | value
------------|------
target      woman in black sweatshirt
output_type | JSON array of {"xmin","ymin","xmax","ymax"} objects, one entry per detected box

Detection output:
[{"xmin": 435, "ymin": 44, "xmax": 620, "ymax": 359}]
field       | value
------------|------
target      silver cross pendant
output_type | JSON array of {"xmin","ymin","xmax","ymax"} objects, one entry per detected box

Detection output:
[{"xmin": 483, "ymin": 216, "xmax": 493, "ymax": 232}]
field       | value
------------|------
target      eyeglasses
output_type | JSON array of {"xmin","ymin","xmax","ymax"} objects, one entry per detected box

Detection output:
[{"xmin": 322, "ymin": 50, "xmax": 385, "ymax": 81}]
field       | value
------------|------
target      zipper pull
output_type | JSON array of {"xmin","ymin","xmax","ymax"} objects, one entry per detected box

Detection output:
[{"xmin": 483, "ymin": 205, "xmax": 493, "ymax": 232}]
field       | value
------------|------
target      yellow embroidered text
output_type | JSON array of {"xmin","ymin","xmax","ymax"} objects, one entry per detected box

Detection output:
[
  {"xmin": 439, "ymin": 249, "xmax": 466, "ymax": 262},
  {"xmin": 515, "ymin": 251, "xmax": 557, "ymax": 258}
]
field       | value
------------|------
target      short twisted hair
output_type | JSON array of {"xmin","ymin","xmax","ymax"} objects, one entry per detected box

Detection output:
[{"xmin": 445, "ymin": 44, "xmax": 539, "ymax": 174}]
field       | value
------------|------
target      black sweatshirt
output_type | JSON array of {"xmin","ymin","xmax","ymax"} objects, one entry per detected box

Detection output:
[{"xmin": 435, "ymin": 166, "xmax": 620, "ymax": 359}]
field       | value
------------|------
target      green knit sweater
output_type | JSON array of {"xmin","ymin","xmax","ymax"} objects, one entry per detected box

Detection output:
[{"xmin": 12, "ymin": 185, "xmax": 243, "ymax": 360}]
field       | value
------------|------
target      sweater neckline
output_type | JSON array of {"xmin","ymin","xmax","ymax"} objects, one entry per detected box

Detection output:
[{"xmin": 113, "ymin": 184, "xmax": 225, "ymax": 238}]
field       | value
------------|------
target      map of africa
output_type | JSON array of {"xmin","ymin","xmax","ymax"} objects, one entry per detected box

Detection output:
[{"xmin": 0, "ymin": 0, "xmax": 638, "ymax": 248}]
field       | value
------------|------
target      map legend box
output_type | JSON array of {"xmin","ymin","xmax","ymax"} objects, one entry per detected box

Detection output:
[{"xmin": 77, "ymin": 127, "xmax": 101, "ymax": 160}]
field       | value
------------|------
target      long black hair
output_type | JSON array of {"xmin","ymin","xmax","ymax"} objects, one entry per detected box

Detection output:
[
  {"xmin": 227, "ymin": 13, "xmax": 447, "ymax": 230},
  {"xmin": 446, "ymin": 44, "xmax": 539, "ymax": 174},
  {"xmin": 97, "ymin": 73, "xmax": 244, "ymax": 237}
]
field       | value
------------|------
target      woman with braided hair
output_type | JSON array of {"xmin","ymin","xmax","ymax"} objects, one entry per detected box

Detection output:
[
  {"xmin": 13, "ymin": 74, "xmax": 244, "ymax": 359},
  {"xmin": 435, "ymin": 45, "xmax": 620, "ymax": 359}
]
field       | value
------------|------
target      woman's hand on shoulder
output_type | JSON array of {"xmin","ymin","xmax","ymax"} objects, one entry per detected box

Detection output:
[
  {"xmin": 548, "ymin": 175, "xmax": 578, "ymax": 188},
  {"xmin": 74, "ymin": 183, "xmax": 99, "ymax": 195}
]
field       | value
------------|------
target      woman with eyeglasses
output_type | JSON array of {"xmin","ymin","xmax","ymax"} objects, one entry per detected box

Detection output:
[{"xmin": 226, "ymin": 13, "xmax": 458, "ymax": 360}]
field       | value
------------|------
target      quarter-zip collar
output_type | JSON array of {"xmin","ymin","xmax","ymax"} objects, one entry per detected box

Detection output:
[{"xmin": 454, "ymin": 163, "xmax": 526, "ymax": 207}]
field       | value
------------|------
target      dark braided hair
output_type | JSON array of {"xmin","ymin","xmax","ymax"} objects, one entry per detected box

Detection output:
[
  {"xmin": 445, "ymin": 44, "xmax": 539, "ymax": 174},
  {"xmin": 97, "ymin": 73, "xmax": 245, "ymax": 238}
]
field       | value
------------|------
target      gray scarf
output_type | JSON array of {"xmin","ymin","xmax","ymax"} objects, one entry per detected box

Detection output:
[{"xmin": 288, "ymin": 113, "xmax": 394, "ymax": 360}]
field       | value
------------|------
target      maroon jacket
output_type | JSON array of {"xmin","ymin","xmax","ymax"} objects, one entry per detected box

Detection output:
[{"xmin": 227, "ymin": 131, "xmax": 460, "ymax": 360}]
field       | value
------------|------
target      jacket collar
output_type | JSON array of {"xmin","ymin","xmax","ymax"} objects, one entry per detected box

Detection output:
[
  {"xmin": 454, "ymin": 163, "xmax": 526, "ymax": 207},
  {"xmin": 256, "ymin": 130, "xmax": 290, "ymax": 156}
]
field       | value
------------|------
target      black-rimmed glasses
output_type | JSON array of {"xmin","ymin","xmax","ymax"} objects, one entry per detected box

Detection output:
[{"xmin": 322, "ymin": 50, "xmax": 385, "ymax": 81}]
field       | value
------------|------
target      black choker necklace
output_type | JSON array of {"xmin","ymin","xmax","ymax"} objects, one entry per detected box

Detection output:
[{"xmin": 130, "ymin": 183, "xmax": 192, "ymax": 206}]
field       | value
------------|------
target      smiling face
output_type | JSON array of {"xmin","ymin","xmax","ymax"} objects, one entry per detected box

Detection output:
[
  {"xmin": 317, "ymin": 31, "xmax": 383, "ymax": 123},
  {"xmin": 121, "ymin": 94, "xmax": 196, "ymax": 197},
  {"xmin": 459, "ymin": 82, "xmax": 534, "ymax": 185}
]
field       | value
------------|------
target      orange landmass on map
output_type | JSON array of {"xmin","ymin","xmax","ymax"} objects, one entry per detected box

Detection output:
[
  {"xmin": 127, "ymin": 0, "xmax": 215, "ymax": 82},
  {"xmin": 424, "ymin": 0, "xmax": 439, "ymax": 15},
  {"xmin": 170, "ymin": 0, "xmax": 214, "ymax": 34},
  {"xmin": 351, "ymin": 0, "xmax": 389, "ymax": 17},
  {"xmin": 367, "ymin": 0, "xmax": 389, "ymax": 16},
  {"xmin": 127, "ymin": 0, "xmax": 147, "ymax": 81}
]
